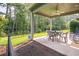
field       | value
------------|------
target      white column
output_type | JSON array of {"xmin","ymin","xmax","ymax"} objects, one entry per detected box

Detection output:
[
  {"xmin": 30, "ymin": 12, "xmax": 34, "ymax": 40},
  {"xmin": 49, "ymin": 18, "xmax": 52, "ymax": 30}
]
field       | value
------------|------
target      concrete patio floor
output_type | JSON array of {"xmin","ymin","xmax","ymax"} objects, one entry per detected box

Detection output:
[{"xmin": 34, "ymin": 36, "xmax": 79, "ymax": 56}]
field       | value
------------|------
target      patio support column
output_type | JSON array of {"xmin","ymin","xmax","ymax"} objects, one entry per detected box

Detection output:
[
  {"xmin": 7, "ymin": 6, "xmax": 14, "ymax": 56},
  {"xmin": 30, "ymin": 12, "xmax": 34, "ymax": 40},
  {"xmin": 8, "ymin": 32, "xmax": 14, "ymax": 56},
  {"xmin": 49, "ymin": 18, "xmax": 52, "ymax": 30}
]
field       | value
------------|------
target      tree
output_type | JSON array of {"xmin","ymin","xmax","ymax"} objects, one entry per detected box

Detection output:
[
  {"xmin": 52, "ymin": 17, "xmax": 67, "ymax": 30},
  {"xmin": 2, "ymin": 3, "xmax": 31, "ymax": 35},
  {"xmin": 0, "ymin": 16, "xmax": 7, "ymax": 36}
]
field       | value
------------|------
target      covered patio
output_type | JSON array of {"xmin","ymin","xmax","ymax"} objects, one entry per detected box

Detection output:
[
  {"xmin": 29, "ymin": 3, "xmax": 79, "ymax": 43},
  {"xmin": 1, "ymin": 3, "xmax": 79, "ymax": 56},
  {"xmin": 27, "ymin": 3, "xmax": 79, "ymax": 56}
]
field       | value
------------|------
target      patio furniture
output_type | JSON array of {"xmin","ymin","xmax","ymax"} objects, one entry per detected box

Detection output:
[
  {"xmin": 73, "ymin": 30, "xmax": 79, "ymax": 44},
  {"xmin": 60, "ymin": 32, "xmax": 68, "ymax": 43},
  {"xmin": 47, "ymin": 30, "xmax": 61, "ymax": 42},
  {"xmin": 47, "ymin": 30, "xmax": 55, "ymax": 42},
  {"xmin": 47, "ymin": 30, "xmax": 68, "ymax": 43},
  {"xmin": 52, "ymin": 31, "xmax": 62, "ymax": 42}
]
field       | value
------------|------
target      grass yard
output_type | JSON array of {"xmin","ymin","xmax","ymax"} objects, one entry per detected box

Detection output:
[
  {"xmin": 0, "ymin": 29, "xmax": 69, "ymax": 46},
  {"xmin": 61, "ymin": 29, "xmax": 70, "ymax": 33},
  {"xmin": 0, "ymin": 32, "xmax": 47, "ymax": 46}
]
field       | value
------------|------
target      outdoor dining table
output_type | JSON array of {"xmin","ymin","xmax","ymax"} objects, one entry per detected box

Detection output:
[{"xmin": 47, "ymin": 30, "xmax": 68, "ymax": 43}]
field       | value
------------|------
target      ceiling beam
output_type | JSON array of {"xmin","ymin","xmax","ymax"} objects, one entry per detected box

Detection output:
[{"xmin": 35, "ymin": 10, "xmax": 79, "ymax": 18}]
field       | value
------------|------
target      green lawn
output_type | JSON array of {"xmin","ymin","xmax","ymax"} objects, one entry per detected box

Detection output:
[
  {"xmin": 61, "ymin": 29, "xmax": 70, "ymax": 33},
  {"xmin": 0, "ymin": 29, "xmax": 69, "ymax": 46},
  {"xmin": 0, "ymin": 32, "xmax": 47, "ymax": 46}
]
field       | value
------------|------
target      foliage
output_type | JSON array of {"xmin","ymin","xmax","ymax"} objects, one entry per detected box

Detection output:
[
  {"xmin": 1, "ymin": 3, "xmax": 31, "ymax": 35},
  {"xmin": 0, "ymin": 16, "xmax": 8, "ymax": 36},
  {"xmin": 0, "ymin": 3, "xmax": 68, "ymax": 37},
  {"xmin": 70, "ymin": 18, "xmax": 79, "ymax": 33},
  {"xmin": 52, "ymin": 17, "xmax": 67, "ymax": 30},
  {"xmin": 35, "ymin": 15, "xmax": 49, "ymax": 33}
]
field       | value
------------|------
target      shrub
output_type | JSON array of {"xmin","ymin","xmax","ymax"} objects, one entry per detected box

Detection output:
[{"xmin": 70, "ymin": 18, "xmax": 79, "ymax": 33}]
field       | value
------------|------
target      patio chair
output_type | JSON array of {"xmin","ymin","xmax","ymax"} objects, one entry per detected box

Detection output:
[
  {"xmin": 52, "ymin": 31, "xmax": 61, "ymax": 42},
  {"xmin": 60, "ymin": 32, "xmax": 68, "ymax": 43},
  {"xmin": 47, "ymin": 30, "xmax": 55, "ymax": 42},
  {"xmin": 73, "ymin": 30, "xmax": 79, "ymax": 44}
]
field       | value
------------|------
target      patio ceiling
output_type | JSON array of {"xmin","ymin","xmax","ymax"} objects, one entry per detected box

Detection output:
[{"xmin": 29, "ymin": 3, "xmax": 79, "ymax": 18}]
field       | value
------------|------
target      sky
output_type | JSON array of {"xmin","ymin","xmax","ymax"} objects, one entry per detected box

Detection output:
[
  {"xmin": 0, "ymin": 5, "xmax": 14, "ymax": 17},
  {"xmin": 0, "ymin": 6, "xmax": 6, "ymax": 14}
]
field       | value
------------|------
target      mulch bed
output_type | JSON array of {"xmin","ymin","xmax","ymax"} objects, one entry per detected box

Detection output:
[{"xmin": 0, "ymin": 46, "xmax": 7, "ymax": 56}]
